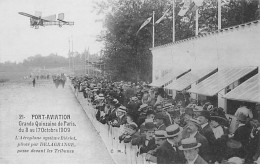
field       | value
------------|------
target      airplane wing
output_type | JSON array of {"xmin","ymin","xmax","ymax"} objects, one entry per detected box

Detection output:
[
  {"xmin": 57, "ymin": 19, "xmax": 68, "ymax": 23},
  {"xmin": 18, "ymin": 12, "xmax": 40, "ymax": 20},
  {"xmin": 42, "ymin": 14, "xmax": 56, "ymax": 22},
  {"xmin": 43, "ymin": 21, "xmax": 60, "ymax": 26},
  {"xmin": 43, "ymin": 21, "xmax": 74, "ymax": 26},
  {"xmin": 57, "ymin": 19, "xmax": 74, "ymax": 25}
]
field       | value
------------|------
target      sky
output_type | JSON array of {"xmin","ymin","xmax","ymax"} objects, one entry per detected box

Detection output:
[{"xmin": 0, "ymin": 0, "xmax": 105, "ymax": 63}]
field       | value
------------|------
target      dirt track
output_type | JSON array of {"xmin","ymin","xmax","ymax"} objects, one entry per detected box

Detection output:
[{"xmin": 0, "ymin": 79, "xmax": 114, "ymax": 164}]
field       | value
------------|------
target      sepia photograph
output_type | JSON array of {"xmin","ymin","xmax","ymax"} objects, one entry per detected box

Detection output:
[{"xmin": 0, "ymin": 0, "xmax": 260, "ymax": 164}]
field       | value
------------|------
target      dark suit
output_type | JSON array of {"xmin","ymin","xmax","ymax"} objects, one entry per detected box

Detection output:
[
  {"xmin": 200, "ymin": 124, "xmax": 216, "ymax": 162},
  {"xmin": 131, "ymin": 135, "xmax": 156, "ymax": 154},
  {"xmin": 195, "ymin": 132, "xmax": 211, "ymax": 162},
  {"xmin": 200, "ymin": 124, "xmax": 216, "ymax": 145},
  {"xmin": 233, "ymin": 124, "xmax": 252, "ymax": 158},
  {"xmin": 192, "ymin": 155, "xmax": 208, "ymax": 164},
  {"xmin": 234, "ymin": 124, "xmax": 251, "ymax": 147},
  {"xmin": 156, "ymin": 140, "xmax": 186, "ymax": 164}
]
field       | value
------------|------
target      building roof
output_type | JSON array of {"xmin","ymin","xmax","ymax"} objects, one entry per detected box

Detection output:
[
  {"xmin": 223, "ymin": 74, "xmax": 260, "ymax": 103},
  {"xmin": 165, "ymin": 67, "xmax": 217, "ymax": 91},
  {"xmin": 150, "ymin": 20, "xmax": 260, "ymax": 51},
  {"xmin": 187, "ymin": 66, "xmax": 257, "ymax": 96},
  {"xmin": 150, "ymin": 68, "xmax": 190, "ymax": 87}
]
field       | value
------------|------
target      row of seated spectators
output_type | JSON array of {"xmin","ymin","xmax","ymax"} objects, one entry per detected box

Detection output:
[{"xmin": 71, "ymin": 75, "xmax": 260, "ymax": 164}]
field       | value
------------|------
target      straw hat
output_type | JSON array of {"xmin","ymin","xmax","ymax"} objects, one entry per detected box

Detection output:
[
  {"xmin": 178, "ymin": 137, "xmax": 202, "ymax": 151},
  {"xmin": 154, "ymin": 130, "xmax": 167, "ymax": 139},
  {"xmin": 166, "ymin": 124, "xmax": 183, "ymax": 137}
]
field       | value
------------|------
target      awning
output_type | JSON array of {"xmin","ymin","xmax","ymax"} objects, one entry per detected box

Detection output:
[
  {"xmin": 150, "ymin": 68, "xmax": 190, "ymax": 87},
  {"xmin": 187, "ymin": 67, "xmax": 257, "ymax": 96},
  {"xmin": 165, "ymin": 68, "xmax": 217, "ymax": 91},
  {"xmin": 223, "ymin": 74, "xmax": 260, "ymax": 103}
]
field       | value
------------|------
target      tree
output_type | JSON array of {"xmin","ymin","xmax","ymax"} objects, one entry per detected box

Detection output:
[{"xmin": 94, "ymin": 0, "xmax": 259, "ymax": 82}]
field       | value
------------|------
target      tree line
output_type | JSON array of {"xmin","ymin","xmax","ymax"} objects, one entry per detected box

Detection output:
[{"xmin": 0, "ymin": 51, "xmax": 100, "ymax": 72}]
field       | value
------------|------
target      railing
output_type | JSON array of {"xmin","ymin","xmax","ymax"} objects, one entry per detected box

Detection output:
[{"xmin": 70, "ymin": 85, "xmax": 154, "ymax": 164}]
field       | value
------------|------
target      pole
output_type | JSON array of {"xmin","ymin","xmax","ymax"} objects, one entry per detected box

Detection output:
[
  {"xmin": 87, "ymin": 47, "xmax": 90, "ymax": 75},
  {"xmin": 218, "ymin": 0, "xmax": 221, "ymax": 29},
  {"xmin": 195, "ymin": 9, "xmax": 199, "ymax": 36},
  {"xmin": 68, "ymin": 39, "xmax": 70, "ymax": 72},
  {"xmin": 84, "ymin": 49, "xmax": 86, "ymax": 75},
  {"xmin": 172, "ymin": 0, "xmax": 175, "ymax": 42},
  {"xmin": 72, "ymin": 39, "xmax": 74, "ymax": 74},
  {"xmin": 152, "ymin": 11, "xmax": 155, "ymax": 47}
]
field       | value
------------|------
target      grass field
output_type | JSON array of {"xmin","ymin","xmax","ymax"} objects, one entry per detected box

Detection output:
[{"xmin": 0, "ymin": 71, "xmax": 31, "ymax": 83}]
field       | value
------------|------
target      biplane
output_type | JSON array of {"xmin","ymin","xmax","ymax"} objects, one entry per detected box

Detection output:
[{"xmin": 18, "ymin": 11, "xmax": 74, "ymax": 29}]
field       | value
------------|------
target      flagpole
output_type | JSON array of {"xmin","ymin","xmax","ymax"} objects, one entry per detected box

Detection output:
[
  {"xmin": 172, "ymin": 0, "xmax": 175, "ymax": 42},
  {"xmin": 152, "ymin": 11, "xmax": 155, "ymax": 47},
  {"xmin": 84, "ymin": 48, "xmax": 86, "ymax": 75},
  {"xmin": 68, "ymin": 39, "xmax": 71, "ymax": 73},
  {"xmin": 88, "ymin": 47, "xmax": 90, "ymax": 75},
  {"xmin": 218, "ymin": 0, "xmax": 221, "ymax": 29},
  {"xmin": 195, "ymin": 9, "xmax": 199, "ymax": 36}
]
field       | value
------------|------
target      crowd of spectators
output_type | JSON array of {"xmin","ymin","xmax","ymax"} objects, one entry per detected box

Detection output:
[{"xmin": 71, "ymin": 75, "xmax": 260, "ymax": 164}]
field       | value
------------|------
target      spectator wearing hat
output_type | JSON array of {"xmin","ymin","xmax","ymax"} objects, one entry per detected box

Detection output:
[
  {"xmin": 210, "ymin": 114, "xmax": 229, "ymax": 138},
  {"xmin": 127, "ymin": 96, "xmax": 141, "ymax": 123},
  {"xmin": 154, "ymin": 91, "xmax": 164, "ymax": 107},
  {"xmin": 139, "ymin": 110, "xmax": 156, "ymax": 134},
  {"xmin": 180, "ymin": 107, "xmax": 194, "ymax": 127},
  {"xmin": 124, "ymin": 85, "xmax": 135, "ymax": 104},
  {"xmin": 182, "ymin": 118, "xmax": 210, "ymax": 162},
  {"xmin": 210, "ymin": 114, "xmax": 229, "ymax": 163},
  {"xmin": 155, "ymin": 124, "xmax": 185, "ymax": 164},
  {"xmin": 179, "ymin": 138, "xmax": 207, "ymax": 164},
  {"xmin": 171, "ymin": 110, "xmax": 181, "ymax": 126},
  {"xmin": 202, "ymin": 102, "xmax": 211, "ymax": 111},
  {"xmin": 154, "ymin": 112, "xmax": 167, "ymax": 130},
  {"xmin": 235, "ymin": 103, "xmax": 253, "ymax": 119},
  {"xmin": 119, "ymin": 113, "xmax": 138, "ymax": 143},
  {"xmin": 175, "ymin": 91, "xmax": 185, "ymax": 106},
  {"xmin": 149, "ymin": 88, "xmax": 156, "ymax": 106},
  {"xmin": 95, "ymin": 94, "xmax": 106, "ymax": 121},
  {"xmin": 154, "ymin": 130, "xmax": 167, "ymax": 147},
  {"xmin": 145, "ymin": 130, "xmax": 167, "ymax": 163},
  {"xmin": 233, "ymin": 113, "xmax": 252, "ymax": 158},
  {"xmin": 117, "ymin": 88, "xmax": 125, "ymax": 105},
  {"xmin": 197, "ymin": 110, "xmax": 216, "ymax": 162},
  {"xmin": 183, "ymin": 90, "xmax": 191, "ymax": 107},
  {"xmin": 111, "ymin": 106, "xmax": 127, "ymax": 127},
  {"xmin": 136, "ymin": 86, "xmax": 144, "ymax": 100},
  {"xmin": 155, "ymin": 104, "xmax": 163, "ymax": 113},
  {"xmin": 142, "ymin": 90, "xmax": 151, "ymax": 105},
  {"xmin": 137, "ymin": 103, "xmax": 149, "ymax": 126},
  {"xmin": 161, "ymin": 103, "xmax": 174, "ymax": 126},
  {"xmin": 107, "ymin": 99, "xmax": 121, "ymax": 123},
  {"xmin": 132, "ymin": 122, "xmax": 157, "ymax": 154}
]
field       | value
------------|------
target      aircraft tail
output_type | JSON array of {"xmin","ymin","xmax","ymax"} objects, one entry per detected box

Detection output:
[{"xmin": 58, "ymin": 13, "xmax": 64, "ymax": 21}]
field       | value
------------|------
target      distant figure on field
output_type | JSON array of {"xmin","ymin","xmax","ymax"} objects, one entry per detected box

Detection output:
[{"xmin": 32, "ymin": 78, "xmax": 36, "ymax": 87}]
